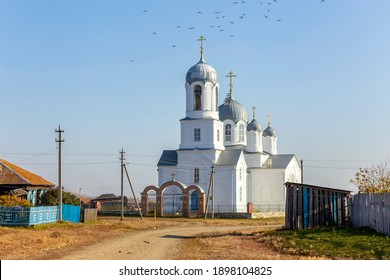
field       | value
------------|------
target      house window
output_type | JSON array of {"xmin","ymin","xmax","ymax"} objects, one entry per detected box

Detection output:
[
  {"xmin": 194, "ymin": 128, "xmax": 201, "ymax": 141},
  {"xmin": 194, "ymin": 85, "xmax": 202, "ymax": 110},
  {"xmin": 194, "ymin": 168, "xmax": 200, "ymax": 183},
  {"xmin": 239, "ymin": 124, "xmax": 245, "ymax": 142},
  {"xmin": 225, "ymin": 124, "xmax": 232, "ymax": 141},
  {"xmin": 217, "ymin": 129, "xmax": 220, "ymax": 142}
]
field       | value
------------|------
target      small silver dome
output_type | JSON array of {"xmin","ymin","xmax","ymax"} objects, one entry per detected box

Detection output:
[
  {"xmin": 219, "ymin": 96, "xmax": 249, "ymax": 123},
  {"xmin": 247, "ymin": 119, "xmax": 262, "ymax": 132},
  {"xmin": 186, "ymin": 59, "xmax": 218, "ymax": 85},
  {"xmin": 263, "ymin": 125, "xmax": 276, "ymax": 137}
]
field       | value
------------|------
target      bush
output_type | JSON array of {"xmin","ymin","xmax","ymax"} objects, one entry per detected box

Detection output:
[
  {"xmin": 0, "ymin": 195, "xmax": 31, "ymax": 207},
  {"xmin": 40, "ymin": 188, "xmax": 80, "ymax": 206}
]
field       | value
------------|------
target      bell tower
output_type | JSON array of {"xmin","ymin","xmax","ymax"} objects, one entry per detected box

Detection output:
[{"xmin": 180, "ymin": 36, "xmax": 224, "ymax": 150}]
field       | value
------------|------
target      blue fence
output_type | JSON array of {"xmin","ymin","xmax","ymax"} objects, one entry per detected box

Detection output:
[{"xmin": 0, "ymin": 204, "xmax": 80, "ymax": 226}]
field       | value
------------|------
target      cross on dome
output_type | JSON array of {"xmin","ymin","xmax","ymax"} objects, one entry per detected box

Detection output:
[
  {"xmin": 225, "ymin": 70, "xmax": 237, "ymax": 99},
  {"xmin": 197, "ymin": 35, "xmax": 206, "ymax": 61},
  {"xmin": 251, "ymin": 106, "xmax": 257, "ymax": 119}
]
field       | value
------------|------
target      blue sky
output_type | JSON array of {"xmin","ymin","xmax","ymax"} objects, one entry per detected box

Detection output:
[{"xmin": 1, "ymin": 0, "xmax": 389, "ymax": 197}]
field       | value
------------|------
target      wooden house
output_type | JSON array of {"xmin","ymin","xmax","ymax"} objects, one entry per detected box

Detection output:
[{"xmin": 0, "ymin": 158, "xmax": 55, "ymax": 205}]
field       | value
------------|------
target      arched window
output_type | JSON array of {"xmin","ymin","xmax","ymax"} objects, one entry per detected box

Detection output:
[
  {"xmin": 194, "ymin": 168, "xmax": 200, "ymax": 183},
  {"xmin": 239, "ymin": 124, "xmax": 245, "ymax": 142},
  {"xmin": 194, "ymin": 85, "xmax": 202, "ymax": 110},
  {"xmin": 225, "ymin": 124, "xmax": 232, "ymax": 141}
]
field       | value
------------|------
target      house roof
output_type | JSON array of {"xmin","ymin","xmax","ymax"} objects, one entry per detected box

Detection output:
[
  {"xmin": 157, "ymin": 150, "xmax": 178, "ymax": 166},
  {"xmin": 92, "ymin": 193, "xmax": 119, "ymax": 201},
  {"xmin": 0, "ymin": 158, "xmax": 55, "ymax": 187}
]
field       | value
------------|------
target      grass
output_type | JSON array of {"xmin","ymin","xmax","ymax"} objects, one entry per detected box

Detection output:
[{"xmin": 258, "ymin": 226, "xmax": 390, "ymax": 260}]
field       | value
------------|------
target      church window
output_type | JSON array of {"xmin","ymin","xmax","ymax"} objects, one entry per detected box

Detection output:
[
  {"xmin": 217, "ymin": 129, "xmax": 220, "ymax": 142},
  {"xmin": 239, "ymin": 124, "xmax": 245, "ymax": 142},
  {"xmin": 215, "ymin": 88, "xmax": 219, "ymax": 111},
  {"xmin": 239, "ymin": 186, "xmax": 243, "ymax": 202},
  {"xmin": 225, "ymin": 124, "xmax": 232, "ymax": 141},
  {"xmin": 194, "ymin": 168, "xmax": 200, "ymax": 183},
  {"xmin": 194, "ymin": 85, "xmax": 202, "ymax": 110},
  {"xmin": 194, "ymin": 128, "xmax": 201, "ymax": 141},
  {"xmin": 239, "ymin": 168, "xmax": 242, "ymax": 180}
]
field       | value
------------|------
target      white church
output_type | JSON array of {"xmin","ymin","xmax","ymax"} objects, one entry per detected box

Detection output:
[{"xmin": 156, "ymin": 38, "xmax": 301, "ymax": 213}]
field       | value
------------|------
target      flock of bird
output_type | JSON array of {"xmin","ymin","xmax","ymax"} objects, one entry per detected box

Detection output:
[{"xmin": 129, "ymin": 0, "xmax": 326, "ymax": 63}]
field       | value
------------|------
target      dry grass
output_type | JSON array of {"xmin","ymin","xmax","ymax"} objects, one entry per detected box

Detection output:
[
  {"xmin": 176, "ymin": 227, "xmax": 327, "ymax": 260},
  {"xmin": 0, "ymin": 216, "xmax": 286, "ymax": 260}
]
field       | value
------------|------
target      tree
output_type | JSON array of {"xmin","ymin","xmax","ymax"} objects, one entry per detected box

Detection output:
[
  {"xmin": 350, "ymin": 162, "xmax": 390, "ymax": 193},
  {"xmin": 40, "ymin": 188, "xmax": 80, "ymax": 206}
]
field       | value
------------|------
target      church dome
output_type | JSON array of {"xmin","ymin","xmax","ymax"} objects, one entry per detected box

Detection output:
[
  {"xmin": 186, "ymin": 58, "xmax": 218, "ymax": 85},
  {"xmin": 247, "ymin": 119, "xmax": 262, "ymax": 132},
  {"xmin": 219, "ymin": 96, "xmax": 249, "ymax": 123},
  {"xmin": 263, "ymin": 125, "xmax": 276, "ymax": 137}
]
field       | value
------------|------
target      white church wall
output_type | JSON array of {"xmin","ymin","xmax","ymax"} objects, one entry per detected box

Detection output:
[
  {"xmin": 285, "ymin": 157, "xmax": 302, "ymax": 183},
  {"xmin": 244, "ymin": 153, "xmax": 264, "ymax": 168},
  {"xmin": 248, "ymin": 168, "xmax": 285, "ymax": 207},
  {"xmin": 180, "ymin": 119, "xmax": 224, "ymax": 150},
  {"xmin": 214, "ymin": 165, "xmax": 236, "ymax": 212}
]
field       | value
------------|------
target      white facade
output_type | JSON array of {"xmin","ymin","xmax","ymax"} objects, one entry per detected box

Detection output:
[{"xmin": 157, "ymin": 47, "xmax": 301, "ymax": 212}]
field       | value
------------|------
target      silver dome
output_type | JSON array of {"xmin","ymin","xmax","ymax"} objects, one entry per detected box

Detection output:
[
  {"xmin": 263, "ymin": 125, "xmax": 276, "ymax": 137},
  {"xmin": 247, "ymin": 119, "xmax": 262, "ymax": 132},
  {"xmin": 186, "ymin": 59, "xmax": 218, "ymax": 84},
  {"xmin": 219, "ymin": 96, "xmax": 249, "ymax": 123}
]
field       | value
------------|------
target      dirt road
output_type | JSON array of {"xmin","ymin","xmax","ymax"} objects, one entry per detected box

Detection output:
[{"xmin": 61, "ymin": 223, "xmax": 280, "ymax": 260}]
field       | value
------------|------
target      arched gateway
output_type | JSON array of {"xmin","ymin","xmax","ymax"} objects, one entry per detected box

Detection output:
[{"xmin": 141, "ymin": 180, "xmax": 205, "ymax": 217}]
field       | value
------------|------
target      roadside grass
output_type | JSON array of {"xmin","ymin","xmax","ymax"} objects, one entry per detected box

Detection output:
[{"xmin": 258, "ymin": 226, "xmax": 390, "ymax": 260}]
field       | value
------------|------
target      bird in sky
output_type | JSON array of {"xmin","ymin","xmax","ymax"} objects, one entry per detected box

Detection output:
[
  {"xmin": 264, "ymin": 15, "xmax": 269, "ymax": 18},
  {"xmin": 176, "ymin": 25, "xmax": 181, "ymax": 28},
  {"xmin": 142, "ymin": 10, "xmax": 148, "ymax": 12},
  {"xmin": 171, "ymin": 44, "xmax": 177, "ymax": 48},
  {"xmin": 189, "ymin": 27, "xmax": 195, "ymax": 30},
  {"xmin": 152, "ymin": 32, "xmax": 157, "ymax": 35}
]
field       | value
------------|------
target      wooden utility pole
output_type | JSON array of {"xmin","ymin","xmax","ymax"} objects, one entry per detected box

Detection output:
[
  {"xmin": 55, "ymin": 126, "xmax": 64, "ymax": 222},
  {"xmin": 120, "ymin": 149, "xmax": 125, "ymax": 221},
  {"xmin": 123, "ymin": 164, "xmax": 143, "ymax": 220},
  {"xmin": 204, "ymin": 164, "xmax": 215, "ymax": 219}
]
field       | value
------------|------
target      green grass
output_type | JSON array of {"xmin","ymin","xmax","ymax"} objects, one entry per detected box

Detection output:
[{"xmin": 263, "ymin": 227, "xmax": 390, "ymax": 259}]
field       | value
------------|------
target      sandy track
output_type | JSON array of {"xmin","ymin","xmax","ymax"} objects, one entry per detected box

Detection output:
[{"xmin": 61, "ymin": 224, "xmax": 279, "ymax": 260}]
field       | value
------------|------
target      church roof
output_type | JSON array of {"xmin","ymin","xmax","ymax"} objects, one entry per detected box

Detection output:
[
  {"xmin": 157, "ymin": 150, "xmax": 178, "ymax": 166},
  {"xmin": 263, "ymin": 154, "xmax": 296, "ymax": 169},
  {"xmin": 219, "ymin": 96, "xmax": 249, "ymax": 123},
  {"xmin": 263, "ymin": 125, "xmax": 277, "ymax": 137},
  {"xmin": 216, "ymin": 149, "xmax": 243, "ymax": 166},
  {"xmin": 247, "ymin": 118, "xmax": 262, "ymax": 132},
  {"xmin": 186, "ymin": 59, "xmax": 218, "ymax": 85}
]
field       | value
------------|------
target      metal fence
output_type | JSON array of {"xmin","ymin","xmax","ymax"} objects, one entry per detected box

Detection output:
[{"xmin": 0, "ymin": 204, "xmax": 80, "ymax": 226}]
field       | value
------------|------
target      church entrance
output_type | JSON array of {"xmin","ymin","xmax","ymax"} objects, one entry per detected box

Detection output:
[
  {"xmin": 141, "ymin": 180, "xmax": 206, "ymax": 217},
  {"xmin": 162, "ymin": 185, "xmax": 183, "ymax": 216}
]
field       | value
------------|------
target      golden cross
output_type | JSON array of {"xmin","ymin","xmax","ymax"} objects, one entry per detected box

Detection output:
[
  {"xmin": 251, "ymin": 106, "xmax": 256, "ymax": 119},
  {"xmin": 267, "ymin": 114, "xmax": 271, "ymax": 126},
  {"xmin": 225, "ymin": 71, "xmax": 237, "ymax": 98},
  {"xmin": 197, "ymin": 35, "xmax": 206, "ymax": 60}
]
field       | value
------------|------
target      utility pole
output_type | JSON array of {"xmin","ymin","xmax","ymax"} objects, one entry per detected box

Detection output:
[
  {"xmin": 204, "ymin": 164, "xmax": 215, "ymax": 219},
  {"xmin": 211, "ymin": 164, "xmax": 215, "ymax": 219},
  {"xmin": 55, "ymin": 125, "xmax": 64, "ymax": 222},
  {"xmin": 123, "ymin": 164, "xmax": 144, "ymax": 220},
  {"xmin": 120, "ymin": 149, "xmax": 125, "ymax": 221},
  {"xmin": 301, "ymin": 159, "xmax": 304, "ymax": 184}
]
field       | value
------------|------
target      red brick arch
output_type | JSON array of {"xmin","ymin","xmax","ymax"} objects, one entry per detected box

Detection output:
[{"xmin": 141, "ymin": 181, "xmax": 205, "ymax": 217}]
